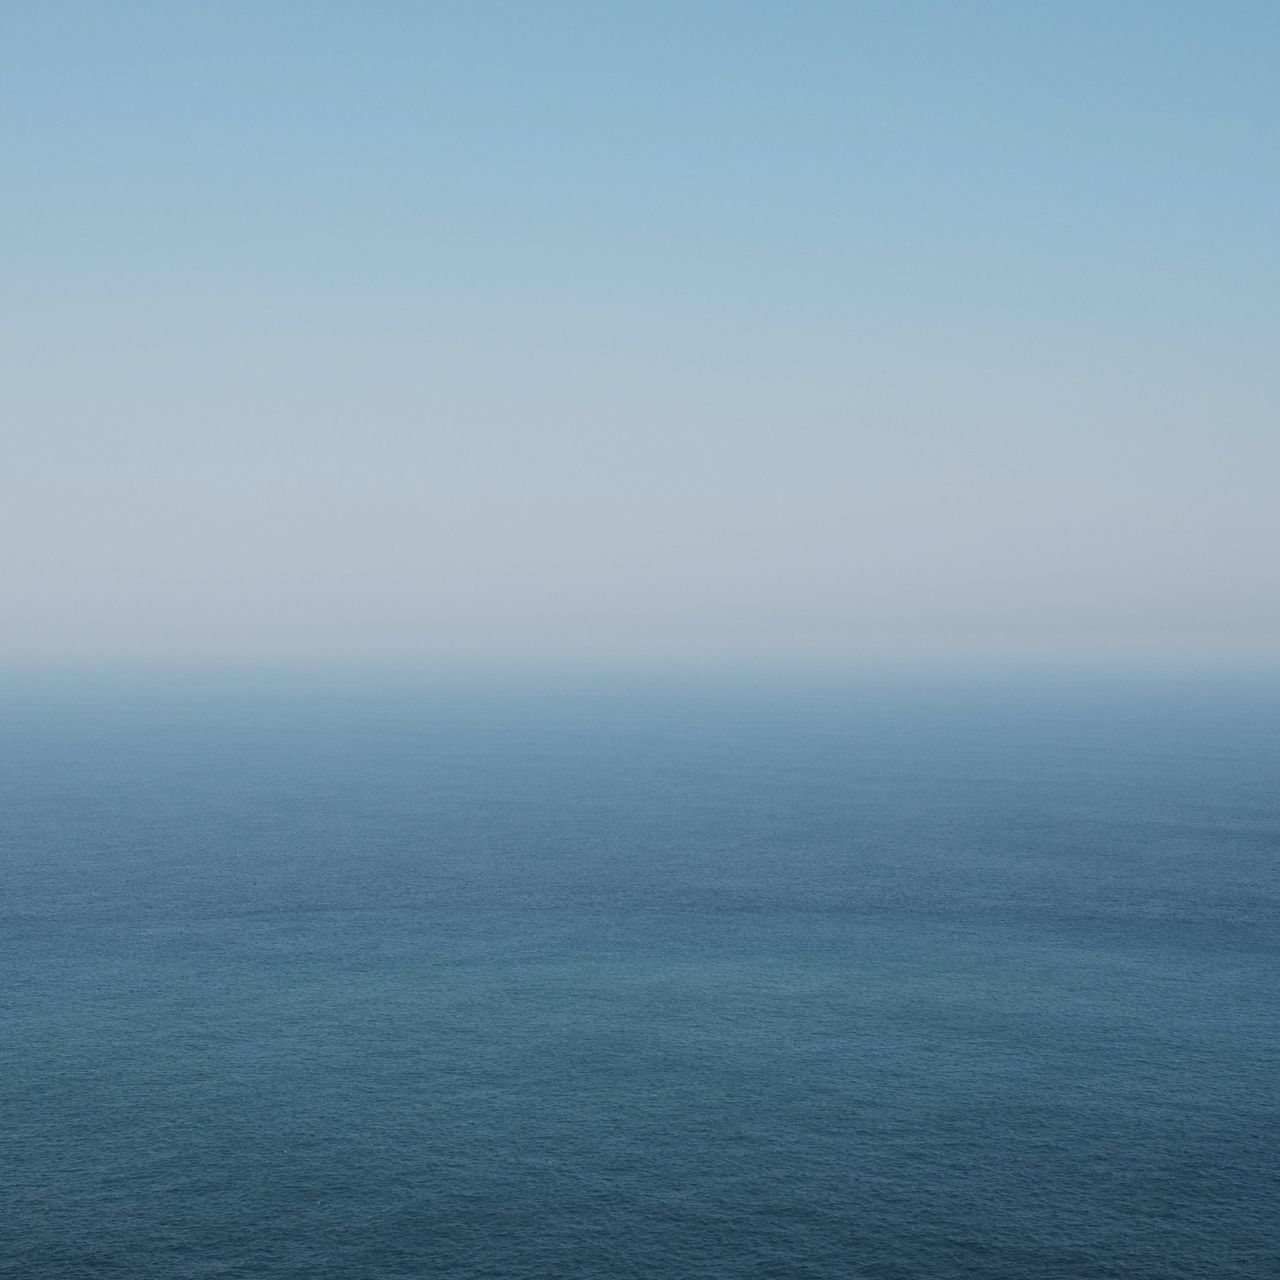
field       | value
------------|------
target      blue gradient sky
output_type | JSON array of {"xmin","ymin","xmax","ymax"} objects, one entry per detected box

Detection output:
[{"xmin": 5, "ymin": 2, "xmax": 1277, "ymax": 665}]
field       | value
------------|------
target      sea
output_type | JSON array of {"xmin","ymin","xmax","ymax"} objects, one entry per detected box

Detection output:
[{"xmin": 2, "ymin": 667, "xmax": 1277, "ymax": 1279}]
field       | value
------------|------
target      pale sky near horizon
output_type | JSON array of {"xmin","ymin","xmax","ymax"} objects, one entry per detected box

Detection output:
[{"xmin": 4, "ymin": 2, "xmax": 1278, "ymax": 665}]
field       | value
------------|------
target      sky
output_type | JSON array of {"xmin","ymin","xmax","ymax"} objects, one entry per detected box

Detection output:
[{"xmin": 4, "ymin": 1, "xmax": 1278, "ymax": 667}]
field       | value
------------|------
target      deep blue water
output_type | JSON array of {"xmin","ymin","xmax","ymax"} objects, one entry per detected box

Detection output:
[{"xmin": 3, "ymin": 670, "xmax": 1278, "ymax": 1279}]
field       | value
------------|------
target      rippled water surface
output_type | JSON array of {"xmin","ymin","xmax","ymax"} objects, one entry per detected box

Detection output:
[{"xmin": 3, "ymin": 672, "xmax": 1278, "ymax": 1278}]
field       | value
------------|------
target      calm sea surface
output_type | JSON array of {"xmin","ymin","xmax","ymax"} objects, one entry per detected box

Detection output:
[{"xmin": 3, "ymin": 671, "xmax": 1278, "ymax": 1279}]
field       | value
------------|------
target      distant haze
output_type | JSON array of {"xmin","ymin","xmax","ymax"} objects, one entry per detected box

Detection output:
[{"xmin": 5, "ymin": 2, "xmax": 1277, "ymax": 665}]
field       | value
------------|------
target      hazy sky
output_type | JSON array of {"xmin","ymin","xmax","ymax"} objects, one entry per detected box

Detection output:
[{"xmin": 5, "ymin": 2, "xmax": 1277, "ymax": 665}]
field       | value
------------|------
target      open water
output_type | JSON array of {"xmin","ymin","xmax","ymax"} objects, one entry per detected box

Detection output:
[{"xmin": 2, "ymin": 670, "xmax": 1277, "ymax": 1279}]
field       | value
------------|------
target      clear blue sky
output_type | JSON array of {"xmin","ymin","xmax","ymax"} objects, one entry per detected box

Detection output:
[{"xmin": 4, "ymin": 2, "xmax": 1277, "ymax": 665}]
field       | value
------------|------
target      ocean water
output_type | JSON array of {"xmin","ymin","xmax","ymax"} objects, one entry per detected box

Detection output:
[{"xmin": 2, "ymin": 670, "xmax": 1278, "ymax": 1279}]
